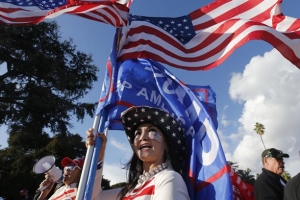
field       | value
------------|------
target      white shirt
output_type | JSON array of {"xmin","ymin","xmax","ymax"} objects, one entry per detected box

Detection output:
[
  {"xmin": 49, "ymin": 183, "xmax": 78, "ymax": 200},
  {"xmin": 94, "ymin": 169, "xmax": 190, "ymax": 200}
]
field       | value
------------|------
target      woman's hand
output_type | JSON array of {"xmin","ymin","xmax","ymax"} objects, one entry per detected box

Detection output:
[
  {"xmin": 85, "ymin": 128, "xmax": 107, "ymax": 162},
  {"xmin": 86, "ymin": 128, "xmax": 96, "ymax": 146}
]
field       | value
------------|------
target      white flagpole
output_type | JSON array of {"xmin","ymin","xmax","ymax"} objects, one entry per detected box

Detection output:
[
  {"xmin": 76, "ymin": 114, "xmax": 101, "ymax": 200},
  {"xmin": 83, "ymin": 126, "xmax": 108, "ymax": 200},
  {"xmin": 76, "ymin": 27, "xmax": 123, "ymax": 200}
]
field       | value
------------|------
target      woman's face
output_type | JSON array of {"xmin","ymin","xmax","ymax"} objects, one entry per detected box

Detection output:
[{"xmin": 133, "ymin": 123, "xmax": 167, "ymax": 165}]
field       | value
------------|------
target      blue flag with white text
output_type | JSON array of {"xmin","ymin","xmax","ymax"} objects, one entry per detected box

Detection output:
[{"xmin": 96, "ymin": 56, "xmax": 232, "ymax": 199}]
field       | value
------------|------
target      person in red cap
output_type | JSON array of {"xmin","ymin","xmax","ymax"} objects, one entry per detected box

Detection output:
[
  {"xmin": 34, "ymin": 131, "xmax": 106, "ymax": 200},
  {"xmin": 19, "ymin": 188, "xmax": 31, "ymax": 200}
]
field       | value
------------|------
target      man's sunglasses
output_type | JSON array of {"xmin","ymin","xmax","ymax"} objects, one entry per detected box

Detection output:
[{"xmin": 64, "ymin": 165, "xmax": 81, "ymax": 171}]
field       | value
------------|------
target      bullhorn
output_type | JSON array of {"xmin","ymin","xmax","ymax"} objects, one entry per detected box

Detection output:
[{"xmin": 33, "ymin": 155, "xmax": 62, "ymax": 191}]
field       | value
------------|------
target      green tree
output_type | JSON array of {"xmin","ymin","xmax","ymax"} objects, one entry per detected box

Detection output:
[
  {"xmin": 0, "ymin": 21, "xmax": 98, "ymax": 135},
  {"xmin": 0, "ymin": 21, "xmax": 99, "ymax": 199},
  {"xmin": 101, "ymin": 176, "xmax": 112, "ymax": 190},
  {"xmin": 227, "ymin": 161, "xmax": 239, "ymax": 171},
  {"xmin": 111, "ymin": 182, "xmax": 127, "ymax": 189},
  {"xmin": 281, "ymin": 171, "xmax": 291, "ymax": 181},
  {"xmin": 254, "ymin": 122, "xmax": 266, "ymax": 149},
  {"xmin": 228, "ymin": 161, "xmax": 256, "ymax": 185},
  {"xmin": 236, "ymin": 168, "xmax": 256, "ymax": 185},
  {"xmin": 0, "ymin": 132, "xmax": 87, "ymax": 199}
]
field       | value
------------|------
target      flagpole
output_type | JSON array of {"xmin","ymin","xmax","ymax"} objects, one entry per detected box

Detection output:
[
  {"xmin": 76, "ymin": 114, "xmax": 101, "ymax": 200},
  {"xmin": 83, "ymin": 111, "xmax": 108, "ymax": 200},
  {"xmin": 77, "ymin": 27, "xmax": 122, "ymax": 200}
]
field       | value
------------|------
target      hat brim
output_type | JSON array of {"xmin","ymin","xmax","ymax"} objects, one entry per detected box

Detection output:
[{"xmin": 276, "ymin": 153, "xmax": 289, "ymax": 158}]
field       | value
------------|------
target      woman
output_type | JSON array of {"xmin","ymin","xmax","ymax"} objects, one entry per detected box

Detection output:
[{"xmin": 89, "ymin": 106, "xmax": 190, "ymax": 200}]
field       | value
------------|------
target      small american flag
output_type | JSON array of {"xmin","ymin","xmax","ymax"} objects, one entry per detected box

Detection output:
[
  {"xmin": 0, "ymin": 0, "xmax": 129, "ymax": 26},
  {"xmin": 3, "ymin": 0, "xmax": 67, "ymax": 10}
]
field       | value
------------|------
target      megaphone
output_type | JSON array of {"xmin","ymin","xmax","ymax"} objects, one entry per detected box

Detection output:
[{"xmin": 33, "ymin": 155, "xmax": 62, "ymax": 191}]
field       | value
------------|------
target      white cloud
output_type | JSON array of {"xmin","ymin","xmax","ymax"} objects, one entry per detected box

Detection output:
[
  {"xmin": 100, "ymin": 132, "xmax": 133, "ymax": 185},
  {"xmin": 103, "ymin": 162, "xmax": 127, "ymax": 185},
  {"xmin": 110, "ymin": 137, "xmax": 130, "ymax": 152},
  {"xmin": 227, "ymin": 49, "xmax": 300, "ymax": 177},
  {"xmin": 220, "ymin": 106, "xmax": 230, "ymax": 127},
  {"xmin": 105, "ymin": 133, "xmax": 133, "ymax": 164}
]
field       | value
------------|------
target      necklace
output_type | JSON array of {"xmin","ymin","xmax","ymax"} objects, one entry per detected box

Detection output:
[{"xmin": 138, "ymin": 162, "xmax": 168, "ymax": 184}]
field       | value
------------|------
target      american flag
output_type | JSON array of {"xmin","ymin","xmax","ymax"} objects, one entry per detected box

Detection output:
[
  {"xmin": 118, "ymin": 0, "xmax": 300, "ymax": 70},
  {"xmin": 0, "ymin": 0, "xmax": 129, "ymax": 26}
]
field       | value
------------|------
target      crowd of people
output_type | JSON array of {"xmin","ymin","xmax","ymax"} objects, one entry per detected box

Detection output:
[{"xmin": 17, "ymin": 106, "xmax": 299, "ymax": 199}]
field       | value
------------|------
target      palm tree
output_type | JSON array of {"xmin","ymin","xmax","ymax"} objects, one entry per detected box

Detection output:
[
  {"xmin": 254, "ymin": 122, "xmax": 266, "ymax": 149},
  {"xmin": 281, "ymin": 171, "xmax": 291, "ymax": 181},
  {"xmin": 237, "ymin": 168, "xmax": 256, "ymax": 185},
  {"xmin": 227, "ymin": 161, "xmax": 256, "ymax": 185}
]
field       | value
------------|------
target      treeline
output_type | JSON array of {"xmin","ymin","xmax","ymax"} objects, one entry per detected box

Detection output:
[{"xmin": 0, "ymin": 21, "xmax": 98, "ymax": 199}]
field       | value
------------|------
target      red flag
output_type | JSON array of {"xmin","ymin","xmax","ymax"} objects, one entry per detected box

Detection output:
[{"xmin": 229, "ymin": 165, "xmax": 255, "ymax": 200}]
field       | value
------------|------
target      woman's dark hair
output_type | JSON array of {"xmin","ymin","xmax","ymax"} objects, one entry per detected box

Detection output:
[{"xmin": 117, "ymin": 125, "xmax": 185, "ymax": 199}]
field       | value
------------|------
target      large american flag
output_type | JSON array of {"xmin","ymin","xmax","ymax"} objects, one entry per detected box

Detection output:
[
  {"xmin": 0, "ymin": 0, "xmax": 129, "ymax": 26},
  {"xmin": 118, "ymin": 0, "xmax": 300, "ymax": 70}
]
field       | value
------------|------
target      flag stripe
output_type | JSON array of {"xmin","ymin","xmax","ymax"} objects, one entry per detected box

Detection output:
[
  {"xmin": 196, "ymin": 164, "xmax": 231, "ymax": 192},
  {"xmin": 190, "ymin": 0, "xmax": 278, "ymax": 32},
  {"xmin": 98, "ymin": 59, "xmax": 113, "ymax": 103},
  {"xmin": 71, "ymin": 3, "xmax": 128, "ymax": 27}
]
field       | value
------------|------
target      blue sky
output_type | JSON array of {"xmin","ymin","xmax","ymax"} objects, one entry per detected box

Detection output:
[{"xmin": 1, "ymin": 0, "xmax": 300, "ymax": 184}]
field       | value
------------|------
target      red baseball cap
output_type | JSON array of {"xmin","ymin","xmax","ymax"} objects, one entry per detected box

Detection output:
[{"xmin": 61, "ymin": 157, "xmax": 84, "ymax": 169}]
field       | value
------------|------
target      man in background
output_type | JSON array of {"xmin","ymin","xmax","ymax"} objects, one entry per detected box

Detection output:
[
  {"xmin": 34, "ymin": 157, "xmax": 84, "ymax": 200},
  {"xmin": 34, "ymin": 128, "xmax": 106, "ymax": 200},
  {"xmin": 19, "ymin": 189, "xmax": 31, "ymax": 200},
  {"xmin": 254, "ymin": 148, "xmax": 289, "ymax": 200},
  {"xmin": 284, "ymin": 169, "xmax": 300, "ymax": 200}
]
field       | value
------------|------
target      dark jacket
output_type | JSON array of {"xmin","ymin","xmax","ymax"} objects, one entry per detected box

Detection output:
[
  {"xmin": 284, "ymin": 172, "xmax": 300, "ymax": 200},
  {"xmin": 254, "ymin": 168, "xmax": 287, "ymax": 200}
]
